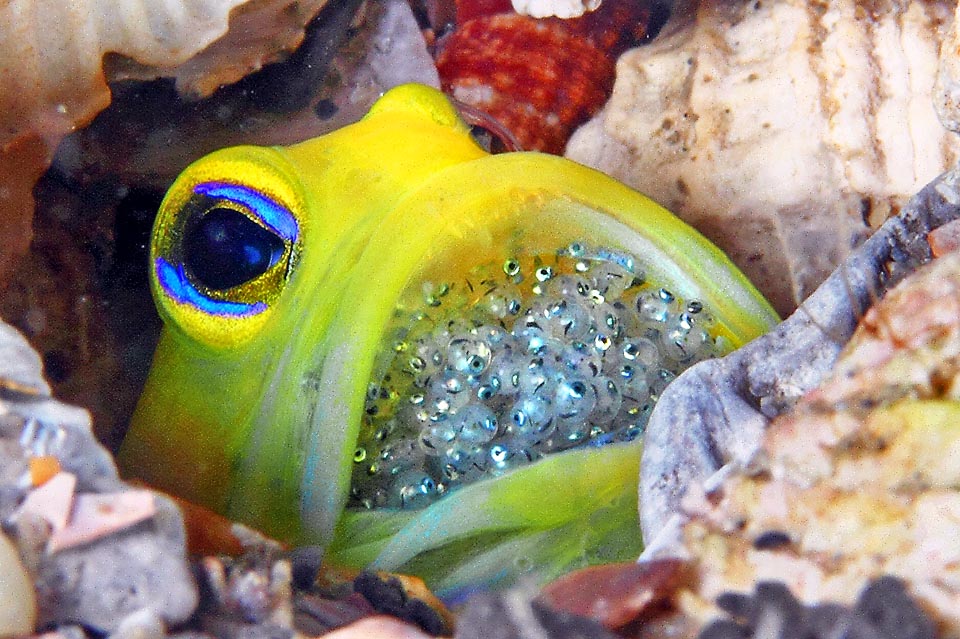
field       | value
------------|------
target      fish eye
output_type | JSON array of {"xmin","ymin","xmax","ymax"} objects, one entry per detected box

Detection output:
[
  {"xmin": 183, "ymin": 207, "xmax": 286, "ymax": 291},
  {"xmin": 151, "ymin": 179, "xmax": 301, "ymax": 347}
]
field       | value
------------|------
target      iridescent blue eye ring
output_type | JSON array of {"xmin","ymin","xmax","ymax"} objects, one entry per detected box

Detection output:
[
  {"xmin": 155, "ymin": 258, "xmax": 267, "ymax": 316},
  {"xmin": 193, "ymin": 182, "xmax": 299, "ymax": 242},
  {"xmin": 153, "ymin": 182, "xmax": 299, "ymax": 318}
]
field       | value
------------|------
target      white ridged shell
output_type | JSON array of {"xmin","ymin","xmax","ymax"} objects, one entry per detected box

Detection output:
[
  {"xmin": 0, "ymin": 0, "xmax": 328, "ymax": 148},
  {"xmin": 567, "ymin": 0, "xmax": 959, "ymax": 315},
  {"xmin": 511, "ymin": 0, "xmax": 601, "ymax": 19}
]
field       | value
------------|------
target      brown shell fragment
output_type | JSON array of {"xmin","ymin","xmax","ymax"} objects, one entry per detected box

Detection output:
[
  {"xmin": 538, "ymin": 559, "xmax": 691, "ymax": 629},
  {"xmin": 353, "ymin": 571, "xmax": 453, "ymax": 636},
  {"xmin": 927, "ymin": 218, "xmax": 960, "ymax": 257},
  {"xmin": 0, "ymin": 135, "xmax": 50, "ymax": 282}
]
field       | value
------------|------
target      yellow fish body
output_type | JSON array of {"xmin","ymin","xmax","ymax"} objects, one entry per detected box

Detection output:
[{"xmin": 120, "ymin": 84, "xmax": 777, "ymax": 594}]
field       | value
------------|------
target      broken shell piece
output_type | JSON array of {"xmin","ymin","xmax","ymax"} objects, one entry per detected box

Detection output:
[
  {"xmin": 935, "ymin": 1, "xmax": 960, "ymax": 133},
  {"xmin": 0, "ymin": 319, "xmax": 50, "ymax": 398},
  {"xmin": 198, "ymin": 552, "xmax": 294, "ymax": 626},
  {"xmin": 0, "ymin": 0, "xmax": 329, "ymax": 279},
  {"xmin": 639, "ymin": 254, "xmax": 960, "ymax": 635},
  {"xmin": 15, "ymin": 471, "xmax": 76, "ymax": 533},
  {"xmin": 353, "ymin": 571, "xmax": 453, "ymax": 636},
  {"xmin": 436, "ymin": 3, "xmax": 654, "ymax": 153},
  {"xmin": 48, "ymin": 490, "xmax": 156, "ymax": 553},
  {"xmin": 0, "ymin": 531, "xmax": 36, "ymax": 635},
  {"xmin": 321, "ymin": 616, "xmax": 435, "ymax": 639},
  {"xmin": 538, "ymin": 559, "xmax": 691, "ymax": 629},
  {"xmin": 928, "ymin": 218, "xmax": 960, "ymax": 257},
  {"xmin": 511, "ymin": 0, "xmax": 601, "ymax": 19},
  {"xmin": 1, "ymin": 0, "xmax": 331, "ymax": 149},
  {"xmin": 567, "ymin": 0, "xmax": 959, "ymax": 315}
]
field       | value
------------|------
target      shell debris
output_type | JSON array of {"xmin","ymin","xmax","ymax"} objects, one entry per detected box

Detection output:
[
  {"xmin": 634, "ymin": 252, "xmax": 960, "ymax": 635},
  {"xmin": 511, "ymin": 0, "xmax": 602, "ymax": 19},
  {"xmin": 0, "ymin": 0, "xmax": 330, "ymax": 281},
  {"xmin": 567, "ymin": 0, "xmax": 960, "ymax": 315}
]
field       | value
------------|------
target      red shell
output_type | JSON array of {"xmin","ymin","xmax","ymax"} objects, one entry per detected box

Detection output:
[
  {"xmin": 436, "ymin": 2, "xmax": 658, "ymax": 154},
  {"xmin": 538, "ymin": 559, "xmax": 691, "ymax": 629}
]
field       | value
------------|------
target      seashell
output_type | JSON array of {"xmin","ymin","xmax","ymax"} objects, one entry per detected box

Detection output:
[
  {"xmin": 0, "ymin": 532, "xmax": 35, "ymax": 635},
  {"xmin": 936, "ymin": 0, "xmax": 960, "ymax": 134},
  {"xmin": 567, "ymin": 0, "xmax": 960, "ymax": 316},
  {"xmin": 636, "ymin": 253, "xmax": 960, "ymax": 635},
  {"xmin": 2, "ymin": 0, "xmax": 331, "ymax": 145},
  {"xmin": 511, "ymin": 0, "xmax": 602, "ymax": 19},
  {"xmin": 0, "ymin": 0, "xmax": 330, "ymax": 279},
  {"xmin": 435, "ymin": 2, "xmax": 660, "ymax": 153}
]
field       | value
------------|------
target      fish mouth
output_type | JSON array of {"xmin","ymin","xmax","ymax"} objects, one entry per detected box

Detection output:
[
  {"xmin": 294, "ymin": 152, "xmax": 776, "ymax": 591},
  {"xmin": 350, "ymin": 240, "xmax": 723, "ymax": 511}
]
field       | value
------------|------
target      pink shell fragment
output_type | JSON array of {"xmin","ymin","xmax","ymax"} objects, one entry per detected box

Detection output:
[
  {"xmin": 928, "ymin": 218, "xmax": 960, "ymax": 257},
  {"xmin": 320, "ymin": 616, "xmax": 434, "ymax": 639},
  {"xmin": 48, "ymin": 490, "xmax": 156, "ymax": 553},
  {"xmin": 15, "ymin": 471, "xmax": 76, "ymax": 532}
]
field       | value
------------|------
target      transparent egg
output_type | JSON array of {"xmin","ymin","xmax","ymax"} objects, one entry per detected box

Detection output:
[
  {"xmin": 452, "ymin": 404, "xmax": 499, "ymax": 445},
  {"xmin": 559, "ymin": 340, "xmax": 602, "ymax": 377},
  {"xmin": 448, "ymin": 335, "xmax": 492, "ymax": 376},
  {"xmin": 555, "ymin": 417, "xmax": 590, "ymax": 444},
  {"xmin": 589, "ymin": 261, "xmax": 635, "ymax": 299},
  {"xmin": 553, "ymin": 377, "xmax": 597, "ymax": 421},
  {"xmin": 506, "ymin": 394, "xmax": 555, "ymax": 441},
  {"xmin": 516, "ymin": 358, "xmax": 556, "ymax": 397},
  {"xmin": 546, "ymin": 274, "xmax": 590, "ymax": 299},
  {"xmin": 591, "ymin": 376, "xmax": 623, "ymax": 423},
  {"xmin": 483, "ymin": 442, "xmax": 538, "ymax": 474},
  {"xmin": 420, "ymin": 422, "xmax": 457, "ymax": 454},
  {"xmin": 636, "ymin": 290, "xmax": 674, "ymax": 323},
  {"xmin": 487, "ymin": 349, "xmax": 525, "ymax": 395},
  {"xmin": 393, "ymin": 470, "xmax": 440, "ymax": 508},
  {"xmin": 377, "ymin": 439, "xmax": 422, "ymax": 476}
]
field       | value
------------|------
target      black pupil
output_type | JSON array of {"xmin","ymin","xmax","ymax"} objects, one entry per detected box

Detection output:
[{"xmin": 184, "ymin": 207, "xmax": 286, "ymax": 290}]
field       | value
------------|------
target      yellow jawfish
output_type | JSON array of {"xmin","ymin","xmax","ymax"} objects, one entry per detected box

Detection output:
[{"xmin": 119, "ymin": 84, "xmax": 778, "ymax": 595}]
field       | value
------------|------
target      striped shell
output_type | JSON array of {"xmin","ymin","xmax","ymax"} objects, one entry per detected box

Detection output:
[{"xmin": 436, "ymin": 2, "xmax": 657, "ymax": 153}]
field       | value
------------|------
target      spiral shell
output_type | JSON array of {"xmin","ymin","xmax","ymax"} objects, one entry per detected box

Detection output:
[{"xmin": 436, "ymin": 2, "xmax": 659, "ymax": 153}]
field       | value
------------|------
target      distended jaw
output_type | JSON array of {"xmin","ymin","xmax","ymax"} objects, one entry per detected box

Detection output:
[{"xmin": 349, "ymin": 241, "xmax": 726, "ymax": 511}]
